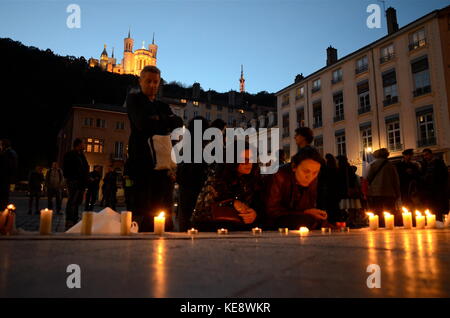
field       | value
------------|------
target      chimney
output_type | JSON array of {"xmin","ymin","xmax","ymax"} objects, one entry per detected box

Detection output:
[
  {"xmin": 326, "ymin": 46, "xmax": 338, "ymax": 66},
  {"xmin": 386, "ymin": 7, "xmax": 399, "ymax": 35},
  {"xmin": 295, "ymin": 73, "xmax": 304, "ymax": 83},
  {"xmin": 192, "ymin": 82, "xmax": 201, "ymax": 100}
]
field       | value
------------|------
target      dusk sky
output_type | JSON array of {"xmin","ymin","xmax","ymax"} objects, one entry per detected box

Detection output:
[{"xmin": 0, "ymin": 0, "xmax": 448, "ymax": 94}]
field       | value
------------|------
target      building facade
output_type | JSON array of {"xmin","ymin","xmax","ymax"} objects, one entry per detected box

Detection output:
[
  {"xmin": 276, "ymin": 6, "xmax": 450, "ymax": 171},
  {"xmin": 88, "ymin": 30, "xmax": 158, "ymax": 76}
]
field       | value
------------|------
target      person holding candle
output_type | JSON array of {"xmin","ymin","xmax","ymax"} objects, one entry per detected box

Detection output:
[
  {"xmin": 264, "ymin": 146, "xmax": 329, "ymax": 230},
  {"xmin": 191, "ymin": 141, "xmax": 262, "ymax": 231}
]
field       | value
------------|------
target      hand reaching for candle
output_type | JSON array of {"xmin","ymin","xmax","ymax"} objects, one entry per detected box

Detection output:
[
  {"xmin": 304, "ymin": 208, "xmax": 328, "ymax": 220},
  {"xmin": 234, "ymin": 200, "xmax": 257, "ymax": 224}
]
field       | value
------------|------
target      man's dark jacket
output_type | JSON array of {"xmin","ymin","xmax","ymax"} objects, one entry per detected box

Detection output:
[
  {"xmin": 126, "ymin": 91, "xmax": 183, "ymax": 176},
  {"xmin": 63, "ymin": 150, "xmax": 89, "ymax": 187}
]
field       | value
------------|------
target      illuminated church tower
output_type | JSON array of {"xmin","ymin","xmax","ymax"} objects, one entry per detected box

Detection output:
[
  {"xmin": 123, "ymin": 29, "xmax": 134, "ymax": 74},
  {"xmin": 239, "ymin": 64, "xmax": 245, "ymax": 93}
]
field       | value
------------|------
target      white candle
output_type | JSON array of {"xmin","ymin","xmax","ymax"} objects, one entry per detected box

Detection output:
[
  {"xmin": 217, "ymin": 228, "xmax": 228, "ymax": 235},
  {"xmin": 81, "ymin": 211, "xmax": 94, "ymax": 235},
  {"xmin": 299, "ymin": 227, "xmax": 309, "ymax": 236},
  {"xmin": 415, "ymin": 211, "xmax": 425, "ymax": 229},
  {"xmin": 154, "ymin": 211, "xmax": 165, "ymax": 235},
  {"xmin": 187, "ymin": 228, "xmax": 198, "ymax": 235},
  {"xmin": 367, "ymin": 212, "xmax": 379, "ymax": 231},
  {"xmin": 278, "ymin": 228, "xmax": 289, "ymax": 235},
  {"xmin": 120, "ymin": 211, "xmax": 132, "ymax": 236},
  {"xmin": 425, "ymin": 209, "xmax": 436, "ymax": 229},
  {"xmin": 401, "ymin": 207, "xmax": 413, "ymax": 229},
  {"xmin": 383, "ymin": 212, "xmax": 394, "ymax": 230},
  {"xmin": 39, "ymin": 209, "xmax": 53, "ymax": 235},
  {"xmin": 252, "ymin": 227, "xmax": 262, "ymax": 235}
]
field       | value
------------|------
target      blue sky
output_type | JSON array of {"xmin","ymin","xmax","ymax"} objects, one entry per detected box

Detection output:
[{"xmin": 0, "ymin": 0, "xmax": 448, "ymax": 93}]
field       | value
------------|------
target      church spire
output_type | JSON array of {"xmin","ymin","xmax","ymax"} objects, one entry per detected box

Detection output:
[
  {"xmin": 112, "ymin": 47, "xmax": 114, "ymax": 58},
  {"xmin": 152, "ymin": 32, "xmax": 155, "ymax": 44},
  {"xmin": 239, "ymin": 64, "xmax": 245, "ymax": 93},
  {"xmin": 128, "ymin": 27, "xmax": 131, "ymax": 38}
]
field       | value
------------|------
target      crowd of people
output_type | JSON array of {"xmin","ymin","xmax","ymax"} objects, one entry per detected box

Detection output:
[{"xmin": 0, "ymin": 65, "xmax": 449, "ymax": 232}]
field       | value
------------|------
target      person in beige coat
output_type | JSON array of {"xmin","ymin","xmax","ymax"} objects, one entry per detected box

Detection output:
[{"xmin": 366, "ymin": 148, "xmax": 401, "ymax": 226}]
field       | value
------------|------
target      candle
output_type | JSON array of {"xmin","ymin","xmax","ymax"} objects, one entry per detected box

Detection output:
[
  {"xmin": 7, "ymin": 204, "xmax": 16, "ymax": 231},
  {"xmin": 321, "ymin": 227, "xmax": 331, "ymax": 234},
  {"xmin": 299, "ymin": 227, "xmax": 309, "ymax": 236},
  {"xmin": 252, "ymin": 227, "xmax": 262, "ymax": 235},
  {"xmin": 39, "ymin": 208, "xmax": 53, "ymax": 235},
  {"xmin": 383, "ymin": 212, "xmax": 394, "ymax": 230},
  {"xmin": 80, "ymin": 211, "xmax": 94, "ymax": 235},
  {"xmin": 367, "ymin": 212, "xmax": 379, "ymax": 231},
  {"xmin": 154, "ymin": 211, "xmax": 165, "ymax": 235},
  {"xmin": 444, "ymin": 214, "xmax": 450, "ymax": 228},
  {"xmin": 278, "ymin": 228, "xmax": 289, "ymax": 235},
  {"xmin": 187, "ymin": 228, "xmax": 199, "ymax": 235},
  {"xmin": 120, "ymin": 211, "xmax": 132, "ymax": 236},
  {"xmin": 401, "ymin": 207, "xmax": 413, "ymax": 229},
  {"xmin": 425, "ymin": 209, "xmax": 436, "ymax": 229},
  {"xmin": 415, "ymin": 210, "xmax": 425, "ymax": 229},
  {"xmin": 217, "ymin": 228, "xmax": 228, "ymax": 235}
]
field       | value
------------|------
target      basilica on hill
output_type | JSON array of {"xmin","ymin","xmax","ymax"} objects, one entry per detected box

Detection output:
[{"xmin": 88, "ymin": 30, "xmax": 158, "ymax": 76}]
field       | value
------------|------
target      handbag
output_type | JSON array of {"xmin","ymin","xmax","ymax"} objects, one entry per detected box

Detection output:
[
  {"xmin": 148, "ymin": 135, "xmax": 177, "ymax": 171},
  {"xmin": 211, "ymin": 199, "xmax": 243, "ymax": 223}
]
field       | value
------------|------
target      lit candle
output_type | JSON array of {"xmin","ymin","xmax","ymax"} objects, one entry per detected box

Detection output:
[
  {"xmin": 425, "ymin": 209, "xmax": 436, "ymax": 229},
  {"xmin": 299, "ymin": 227, "xmax": 309, "ymax": 236},
  {"xmin": 7, "ymin": 204, "xmax": 16, "ymax": 212},
  {"xmin": 7, "ymin": 204, "xmax": 16, "ymax": 232},
  {"xmin": 321, "ymin": 227, "xmax": 331, "ymax": 234},
  {"xmin": 39, "ymin": 208, "xmax": 53, "ymax": 235},
  {"xmin": 367, "ymin": 212, "xmax": 379, "ymax": 231},
  {"xmin": 120, "ymin": 211, "xmax": 132, "ymax": 236},
  {"xmin": 415, "ymin": 210, "xmax": 425, "ymax": 229},
  {"xmin": 217, "ymin": 228, "xmax": 228, "ymax": 235},
  {"xmin": 252, "ymin": 227, "xmax": 262, "ymax": 235},
  {"xmin": 278, "ymin": 228, "xmax": 289, "ymax": 235},
  {"xmin": 383, "ymin": 212, "xmax": 394, "ymax": 230},
  {"xmin": 187, "ymin": 228, "xmax": 198, "ymax": 235},
  {"xmin": 401, "ymin": 207, "xmax": 412, "ymax": 229},
  {"xmin": 154, "ymin": 211, "xmax": 165, "ymax": 235},
  {"xmin": 80, "ymin": 211, "xmax": 94, "ymax": 235}
]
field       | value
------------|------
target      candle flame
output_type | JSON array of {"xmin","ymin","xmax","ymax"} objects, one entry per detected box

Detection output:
[
  {"xmin": 402, "ymin": 207, "xmax": 410, "ymax": 214},
  {"xmin": 366, "ymin": 212, "xmax": 374, "ymax": 217},
  {"xmin": 299, "ymin": 227, "xmax": 309, "ymax": 233},
  {"xmin": 415, "ymin": 210, "xmax": 422, "ymax": 217},
  {"xmin": 7, "ymin": 204, "xmax": 15, "ymax": 210},
  {"xmin": 157, "ymin": 212, "xmax": 165, "ymax": 218},
  {"xmin": 425, "ymin": 209, "xmax": 432, "ymax": 216},
  {"xmin": 383, "ymin": 211, "xmax": 392, "ymax": 216}
]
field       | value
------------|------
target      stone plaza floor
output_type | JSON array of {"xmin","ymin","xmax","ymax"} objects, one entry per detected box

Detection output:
[{"xmin": 1, "ymin": 228, "xmax": 450, "ymax": 298}]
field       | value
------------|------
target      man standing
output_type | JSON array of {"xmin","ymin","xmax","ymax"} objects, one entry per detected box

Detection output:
[
  {"xmin": 294, "ymin": 127, "xmax": 314, "ymax": 150},
  {"xmin": 420, "ymin": 148, "xmax": 449, "ymax": 221},
  {"xmin": 45, "ymin": 162, "xmax": 64, "ymax": 215},
  {"xmin": 28, "ymin": 166, "xmax": 44, "ymax": 215},
  {"xmin": 395, "ymin": 149, "xmax": 420, "ymax": 210},
  {"xmin": 0, "ymin": 139, "xmax": 18, "ymax": 210},
  {"xmin": 126, "ymin": 65, "xmax": 183, "ymax": 232},
  {"xmin": 63, "ymin": 138, "xmax": 89, "ymax": 230},
  {"xmin": 84, "ymin": 165, "xmax": 102, "ymax": 211}
]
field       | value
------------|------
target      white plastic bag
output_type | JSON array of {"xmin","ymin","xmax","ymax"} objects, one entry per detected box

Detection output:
[{"xmin": 149, "ymin": 135, "xmax": 177, "ymax": 170}]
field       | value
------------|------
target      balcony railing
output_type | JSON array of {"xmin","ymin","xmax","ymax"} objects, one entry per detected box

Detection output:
[
  {"xmin": 358, "ymin": 105, "xmax": 371, "ymax": 114},
  {"xmin": 313, "ymin": 120, "xmax": 323, "ymax": 129},
  {"xmin": 355, "ymin": 64, "xmax": 368, "ymax": 74},
  {"xmin": 388, "ymin": 143, "xmax": 403, "ymax": 152},
  {"xmin": 311, "ymin": 86, "xmax": 321, "ymax": 94},
  {"xmin": 418, "ymin": 137, "xmax": 436, "ymax": 148},
  {"xmin": 409, "ymin": 39, "xmax": 427, "ymax": 51},
  {"xmin": 413, "ymin": 85, "xmax": 431, "ymax": 97},
  {"xmin": 333, "ymin": 114, "xmax": 344, "ymax": 122},
  {"xmin": 331, "ymin": 77, "xmax": 342, "ymax": 84},
  {"xmin": 383, "ymin": 96, "xmax": 399, "ymax": 107},
  {"xmin": 380, "ymin": 53, "xmax": 395, "ymax": 64}
]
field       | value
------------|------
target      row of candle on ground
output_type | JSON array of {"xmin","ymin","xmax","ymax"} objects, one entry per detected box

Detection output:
[{"xmin": 367, "ymin": 208, "xmax": 448, "ymax": 230}]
